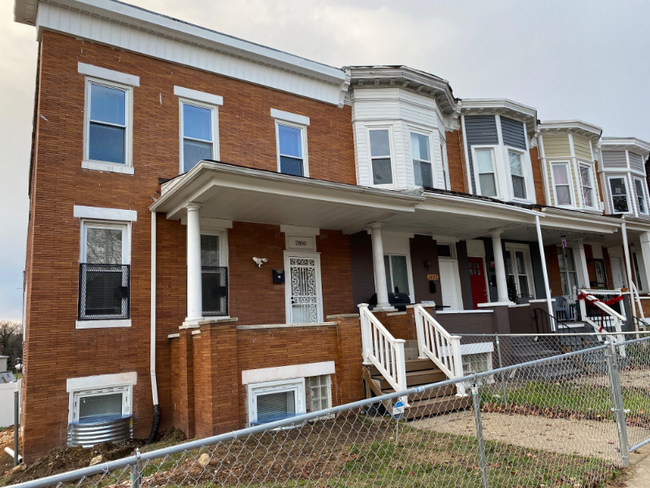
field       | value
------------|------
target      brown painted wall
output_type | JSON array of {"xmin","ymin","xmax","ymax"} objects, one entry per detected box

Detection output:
[
  {"xmin": 409, "ymin": 235, "xmax": 441, "ymax": 305},
  {"xmin": 446, "ymin": 128, "xmax": 468, "ymax": 193},
  {"xmin": 349, "ymin": 231, "xmax": 375, "ymax": 307},
  {"xmin": 584, "ymin": 244, "xmax": 597, "ymax": 286},
  {"xmin": 22, "ymin": 30, "xmax": 356, "ymax": 460},
  {"xmin": 529, "ymin": 147, "xmax": 546, "ymax": 205},
  {"xmin": 545, "ymin": 245, "xmax": 563, "ymax": 296}
]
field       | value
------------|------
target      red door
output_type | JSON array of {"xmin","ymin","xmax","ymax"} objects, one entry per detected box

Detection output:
[{"xmin": 468, "ymin": 257, "xmax": 487, "ymax": 309}]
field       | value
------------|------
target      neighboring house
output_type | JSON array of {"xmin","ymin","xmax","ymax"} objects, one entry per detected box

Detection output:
[{"xmin": 13, "ymin": 0, "xmax": 650, "ymax": 461}]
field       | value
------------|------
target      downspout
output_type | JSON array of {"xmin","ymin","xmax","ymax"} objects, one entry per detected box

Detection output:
[
  {"xmin": 146, "ymin": 211, "xmax": 160, "ymax": 444},
  {"xmin": 620, "ymin": 219, "xmax": 639, "ymax": 329},
  {"xmin": 535, "ymin": 215, "xmax": 554, "ymax": 317}
]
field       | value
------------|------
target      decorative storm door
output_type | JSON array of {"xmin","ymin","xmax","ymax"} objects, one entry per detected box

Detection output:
[{"xmin": 285, "ymin": 253, "xmax": 323, "ymax": 324}]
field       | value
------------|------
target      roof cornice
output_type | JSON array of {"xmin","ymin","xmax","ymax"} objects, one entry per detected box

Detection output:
[
  {"xmin": 601, "ymin": 137, "xmax": 650, "ymax": 157},
  {"xmin": 539, "ymin": 120, "xmax": 602, "ymax": 143},
  {"xmin": 346, "ymin": 65, "xmax": 459, "ymax": 116},
  {"xmin": 461, "ymin": 98, "xmax": 538, "ymax": 137}
]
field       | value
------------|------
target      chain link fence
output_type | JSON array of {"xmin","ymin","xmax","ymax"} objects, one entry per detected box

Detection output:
[{"xmin": 7, "ymin": 337, "xmax": 650, "ymax": 488}]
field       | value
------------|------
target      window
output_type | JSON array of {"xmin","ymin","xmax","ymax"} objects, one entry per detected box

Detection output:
[
  {"xmin": 552, "ymin": 163, "xmax": 572, "ymax": 206},
  {"xmin": 411, "ymin": 132, "xmax": 433, "ymax": 188},
  {"xmin": 85, "ymin": 80, "xmax": 131, "ymax": 167},
  {"xmin": 633, "ymin": 253, "xmax": 644, "ymax": 291},
  {"xmin": 508, "ymin": 151, "xmax": 526, "ymax": 199},
  {"xmin": 634, "ymin": 178, "xmax": 648, "ymax": 215},
  {"xmin": 71, "ymin": 386, "xmax": 131, "ymax": 424},
  {"xmin": 475, "ymin": 148, "xmax": 497, "ymax": 197},
  {"xmin": 201, "ymin": 234, "xmax": 228, "ymax": 317},
  {"xmin": 277, "ymin": 123, "xmax": 306, "ymax": 176},
  {"xmin": 181, "ymin": 102, "xmax": 216, "ymax": 173},
  {"xmin": 369, "ymin": 129, "xmax": 393, "ymax": 185},
  {"xmin": 557, "ymin": 247, "xmax": 578, "ymax": 295},
  {"xmin": 306, "ymin": 375, "xmax": 332, "ymax": 413},
  {"xmin": 384, "ymin": 255, "xmax": 411, "ymax": 297},
  {"xmin": 79, "ymin": 221, "xmax": 130, "ymax": 322},
  {"xmin": 579, "ymin": 164, "xmax": 595, "ymax": 208},
  {"xmin": 437, "ymin": 244, "xmax": 453, "ymax": 258},
  {"xmin": 247, "ymin": 379, "xmax": 305, "ymax": 426},
  {"xmin": 440, "ymin": 144, "xmax": 449, "ymax": 190},
  {"xmin": 505, "ymin": 246, "xmax": 535, "ymax": 299},
  {"xmin": 609, "ymin": 177, "xmax": 630, "ymax": 213}
]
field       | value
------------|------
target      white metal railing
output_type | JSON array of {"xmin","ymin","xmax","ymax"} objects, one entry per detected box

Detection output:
[
  {"xmin": 413, "ymin": 304, "xmax": 465, "ymax": 395},
  {"xmin": 358, "ymin": 304, "xmax": 407, "ymax": 397},
  {"xmin": 578, "ymin": 290, "xmax": 626, "ymax": 355}
]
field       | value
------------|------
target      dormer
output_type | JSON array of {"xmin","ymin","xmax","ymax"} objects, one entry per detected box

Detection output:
[
  {"xmin": 538, "ymin": 120, "xmax": 602, "ymax": 212},
  {"xmin": 460, "ymin": 99, "xmax": 538, "ymax": 204},
  {"xmin": 347, "ymin": 66, "xmax": 460, "ymax": 191},
  {"xmin": 600, "ymin": 137, "xmax": 650, "ymax": 217}
]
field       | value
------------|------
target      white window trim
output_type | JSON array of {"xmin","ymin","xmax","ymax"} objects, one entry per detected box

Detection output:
[
  {"xmin": 504, "ymin": 243, "xmax": 536, "ymax": 299},
  {"xmin": 82, "ymin": 77, "xmax": 134, "ymax": 174},
  {"xmin": 67, "ymin": 372, "xmax": 137, "ymax": 424},
  {"xmin": 578, "ymin": 162, "xmax": 598, "ymax": 210},
  {"xmin": 74, "ymin": 205, "xmax": 137, "ymax": 222},
  {"xmin": 78, "ymin": 63, "xmax": 140, "ymax": 87},
  {"xmin": 633, "ymin": 252, "xmax": 646, "ymax": 293},
  {"xmin": 270, "ymin": 108, "xmax": 310, "ymax": 126},
  {"xmin": 506, "ymin": 147, "xmax": 529, "ymax": 202},
  {"xmin": 77, "ymin": 219, "xmax": 132, "ymax": 329},
  {"xmin": 608, "ymin": 175, "xmax": 632, "ymax": 214},
  {"xmin": 367, "ymin": 126, "xmax": 397, "ymax": 188},
  {"xmin": 247, "ymin": 378, "xmax": 305, "ymax": 426},
  {"xmin": 200, "ymin": 228, "xmax": 229, "ymax": 267},
  {"xmin": 409, "ymin": 130, "xmax": 435, "ymax": 189},
  {"xmin": 275, "ymin": 119, "xmax": 309, "ymax": 177},
  {"xmin": 242, "ymin": 361, "xmax": 335, "ymax": 385},
  {"xmin": 472, "ymin": 146, "xmax": 500, "ymax": 198},
  {"xmin": 633, "ymin": 177, "xmax": 649, "ymax": 215},
  {"xmin": 550, "ymin": 161, "xmax": 575, "ymax": 208},
  {"xmin": 174, "ymin": 86, "xmax": 223, "ymax": 106},
  {"xmin": 178, "ymin": 96, "xmax": 221, "ymax": 174}
]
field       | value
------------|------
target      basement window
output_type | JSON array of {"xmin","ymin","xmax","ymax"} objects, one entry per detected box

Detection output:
[
  {"xmin": 306, "ymin": 375, "xmax": 332, "ymax": 413},
  {"xmin": 71, "ymin": 385, "xmax": 132, "ymax": 424},
  {"xmin": 247, "ymin": 379, "xmax": 305, "ymax": 426}
]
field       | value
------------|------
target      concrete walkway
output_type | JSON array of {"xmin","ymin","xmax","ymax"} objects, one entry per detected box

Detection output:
[{"xmin": 622, "ymin": 444, "xmax": 650, "ymax": 487}]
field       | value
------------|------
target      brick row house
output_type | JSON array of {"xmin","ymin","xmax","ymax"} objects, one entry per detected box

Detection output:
[{"xmin": 14, "ymin": 0, "xmax": 650, "ymax": 460}]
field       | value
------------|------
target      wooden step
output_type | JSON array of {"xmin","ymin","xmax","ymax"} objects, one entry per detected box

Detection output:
[
  {"xmin": 381, "ymin": 383, "xmax": 457, "ymax": 402},
  {"xmin": 373, "ymin": 368, "xmax": 446, "ymax": 390},
  {"xmin": 368, "ymin": 357, "xmax": 437, "ymax": 376},
  {"xmin": 402, "ymin": 394, "xmax": 472, "ymax": 420}
]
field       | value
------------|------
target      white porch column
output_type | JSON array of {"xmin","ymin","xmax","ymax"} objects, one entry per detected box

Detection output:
[
  {"xmin": 369, "ymin": 222, "xmax": 394, "ymax": 311},
  {"xmin": 621, "ymin": 219, "xmax": 638, "ymax": 321},
  {"xmin": 184, "ymin": 203, "xmax": 203, "ymax": 327},
  {"xmin": 491, "ymin": 229, "xmax": 510, "ymax": 303},
  {"xmin": 640, "ymin": 232, "xmax": 650, "ymax": 295},
  {"xmin": 535, "ymin": 215, "xmax": 554, "ymax": 316}
]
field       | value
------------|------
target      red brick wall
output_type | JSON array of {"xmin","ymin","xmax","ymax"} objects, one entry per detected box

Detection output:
[{"xmin": 22, "ymin": 30, "xmax": 356, "ymax": 460}]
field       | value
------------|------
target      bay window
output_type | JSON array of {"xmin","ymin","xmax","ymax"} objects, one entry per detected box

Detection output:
[
  {"xmin": 475, "ymin": 148, "xmax": 497, "ymax": 197},
  {"xmin": 634, "ymin": 178, "xmax": 648, "ymax": 215},
  {"xmin": 410, "ymin": 132, "xmax": 433, "ymax": 188},
  {"xmin": 369, "ymin": 129, "xmax": 393, "ymax": 185},
  {"xmin": 609, "ymin": 177, "xmax": 630, "ymax": 213},
  {"xmin": 579, "ymin": 164, "xmax": 595, "ymax": 208},
  {"xmin": 508, "ymin": 151, "xmax": 526, "ymax": 199},
  {"xmin": 552, "ymin": 163, "xmax": 573, "ymax": 206}
]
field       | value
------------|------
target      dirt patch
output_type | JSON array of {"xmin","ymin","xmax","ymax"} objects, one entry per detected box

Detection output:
[
  {"xmin": 0, "ymin": 427, "xmax": 186, "ymax": 486},
  {"xmin": 0, "ymin": 429, "xmax": 15, "ymax": 481}
]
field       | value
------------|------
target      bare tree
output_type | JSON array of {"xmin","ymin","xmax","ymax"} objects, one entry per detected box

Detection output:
[{"xmin": 0, "ymin": 320, "xmax": 22, "ymax": 371}]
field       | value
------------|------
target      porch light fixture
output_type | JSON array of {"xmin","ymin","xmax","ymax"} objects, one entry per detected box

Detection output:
[{"xmin": 253, "ymin": 257, "xmax": 268, "ymax": 268}]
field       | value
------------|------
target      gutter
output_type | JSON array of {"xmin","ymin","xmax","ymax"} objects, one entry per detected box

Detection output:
[{"xmin": 146, "ymin": 211, "xmax": 160, "ymax": 444}]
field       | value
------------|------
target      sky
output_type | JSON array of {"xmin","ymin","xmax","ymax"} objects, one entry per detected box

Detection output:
[{"xmin": 1, "ymin": 0, "xmax": 650, "ymax": 320}]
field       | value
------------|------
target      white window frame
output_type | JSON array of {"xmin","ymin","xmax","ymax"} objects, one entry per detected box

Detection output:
[
  {"xmin": 557, "ymin": 245, "xmax": 579, "ymax": 296},
  {"xmin": 550, "ymin": 161, "xmax": 575, "ymax": 207},
  {"xmin": 178, "ymin": 97, "xmax": 220, "ymax": 174},
  {"xmin": 367, "ymin": 126, "xmax": 396, "ymax": 187},
  {"xmin": 634, "ymin": 177, "xmax": 649, "ymax": 215},
  {"xmin": 306, "ymin": 375, "xmax": 333, "ymax": 418},
  {"xmin": 504, "ymin": 243, "xmax": 536, "ymax": 299},
  {"xmin": 472, "ymin": 146, "xmax": 499, "ymax": 197},
  {"xmin": 578, "ymin": 162, "xmax": 597, "ymax": 210},
  {"xmin": 272, "ymin": 110, "xmax": 310, "ymax": 178},
  {"xmin": 77, "ymin": 219, "xmax": 132, "ymax": 329},
  {"xmin": 383, "ymin": 253, "xmax": 415, "ymax": 301},
  {"xmin": 67, "ymin": 372, "xmax": 136, "ymax": 424},
  {"xmin": 507, "ymin": 148, "xmax": 528, "ymax": 201},
  {"xmin": 409, "ymin": 130, "xmax": 434, "ymax": 188},
  {"xmin": 82, "ymin": 77, "xmax": 134, "ymax": 175},
  {"xmin": 608, "ymin": 175, "xmax": 632, "ymax": 214},
  {"xmin": 247, "ymin": 378, "xmax": 305, "ymax": 427}
]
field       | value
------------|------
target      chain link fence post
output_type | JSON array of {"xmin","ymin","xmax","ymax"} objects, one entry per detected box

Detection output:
[
  {"xmin": 605, "ymin": 341, "xmax": 630, "ymax": 467},
  {"xmin": 495, "ymin": 333, "xmax": 508, "ymax": 407},
  {"xmin": 130, "ymin": 448, "xmax": 142, "ymax": 488},
  {"xmin": 472, "ymin": 380, "xmax": 489, "ymax": 488}
]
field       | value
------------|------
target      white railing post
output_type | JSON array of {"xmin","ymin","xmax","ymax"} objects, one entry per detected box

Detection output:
[
  {"xmin": 358, "ymin": 303, "xmax": 371, "ymax": 364},
  {"xmin": 414, "ymin": 305, "xmax": 427, "ymax": 359},
  {"xmin": 394, "ymin": 339, "xmax": 408, "ymax": 394},
  {"xmin": 451, "ymin": 336, "xmax": 465, "ymax": 396}
]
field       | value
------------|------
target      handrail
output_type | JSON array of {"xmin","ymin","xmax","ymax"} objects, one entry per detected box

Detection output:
[
  {"xmin": 413, "ymin": 304, "xmax": 465, "ymax": 395},
  {"xmin": 579, "ymin": 292, "xmax": 626, "ymax": 321},
  {"xmin": 578, "ymin": 290, "xmax": 626, "ymax": 355},
  {"xmin": 358, "ymin": 304, "xmax": 407, "ymax": 397}
]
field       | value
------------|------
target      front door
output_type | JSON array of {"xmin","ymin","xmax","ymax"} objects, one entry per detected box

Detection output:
[
  {"xmin": 468, "ymin": 257, "xmax": 487, "ymax": 309},
  {"xmin": 284, "ymin": 252, "xmax": 323, "ymax": 324},
  {"xmin": 611, "ymin": 257, "xmax": 626, "ymax": 289},
  {"xmin": 439, "ymin": 259, "xmax": 463, "ymax": 310}
]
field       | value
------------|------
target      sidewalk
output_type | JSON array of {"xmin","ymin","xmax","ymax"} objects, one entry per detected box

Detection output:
[{"xmin": 623, "ymin": 444, "xmax": 650, "ymax": 487}]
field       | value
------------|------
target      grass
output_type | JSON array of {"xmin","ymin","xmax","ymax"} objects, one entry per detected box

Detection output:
[{"xmin": 484, "ymin": 381, "xmax": 650, "ymax": 421}]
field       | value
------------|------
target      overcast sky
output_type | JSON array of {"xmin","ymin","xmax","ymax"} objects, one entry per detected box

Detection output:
[{"xmin": 1, "ymin": 0, "xmax": 650, "ymax": 320}]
